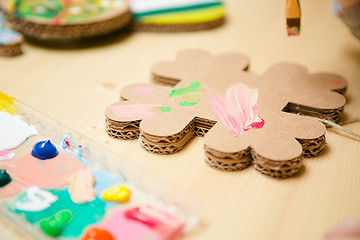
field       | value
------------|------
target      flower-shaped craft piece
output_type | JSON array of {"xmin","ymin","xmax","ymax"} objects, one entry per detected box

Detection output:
[
  {"xmin": 105, "ymin": 50, "xmax": 347, "ymax": 178},
  {"xmin": 0, "ymin": 0, "xmax": 131, "ymax": 40}
]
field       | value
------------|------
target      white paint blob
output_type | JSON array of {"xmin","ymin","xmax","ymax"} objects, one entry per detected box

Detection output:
[
  {"xmin": 15, "ymin": 186, "xmax": 58, "ymax": 211},
  {"xmin": 0, "ymin": 112, "xmax": 38, "ymax": 151}
]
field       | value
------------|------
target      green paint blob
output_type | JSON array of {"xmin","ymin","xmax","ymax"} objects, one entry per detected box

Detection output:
[
  {"xmin": 157, "ymin": 106, "xmax": 171, "ymax": 112},
  {"xmin": 13, "ymin": 189, "xmax": 106, "ymax": 238},
  {"xmin": 12, "ymin": 0, "xmax": 115, "ymax": 24},
  {"xmin": 14, "ymin": 0, "xmax": 63, "ymax": 19},
  {"xmin": 0, "ymin": 170, "xmax": 11, "ymax": 187},
  {"xmin": 39, "ymin": 210, "xmax": 73, "ymax": 237},
  {"xmin": 169, "ymin": 82, "xmax": 205, "ymax": 106}
]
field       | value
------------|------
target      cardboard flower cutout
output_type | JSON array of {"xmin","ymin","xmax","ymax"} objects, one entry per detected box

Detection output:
[{"xmin": 106, "ymin": 50, "xmax": 347, "ymax": 178}]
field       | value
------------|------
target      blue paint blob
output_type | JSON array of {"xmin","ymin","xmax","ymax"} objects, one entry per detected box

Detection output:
[
  {"xmin": 13, "ymin": 188, "xmax": 106, "ymax": 238},
  {"xmin": 31, "ymin": 140, "xmax": 59, "ymax": 160}
]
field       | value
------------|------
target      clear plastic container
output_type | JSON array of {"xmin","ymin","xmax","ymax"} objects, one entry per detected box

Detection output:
[{"xmin": 0, "ymin": 97, "xmax": 201, "ymax": 240}]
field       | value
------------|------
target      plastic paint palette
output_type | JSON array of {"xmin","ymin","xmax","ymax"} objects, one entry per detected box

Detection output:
[{"xmin": 0, "ymin": 96, "xmax": 200, "ymax": 240}]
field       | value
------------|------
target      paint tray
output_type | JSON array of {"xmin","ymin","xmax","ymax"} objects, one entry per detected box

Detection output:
[{"xmin": 0, "ymin": 96, "xmax": 200, "ymax": 240}]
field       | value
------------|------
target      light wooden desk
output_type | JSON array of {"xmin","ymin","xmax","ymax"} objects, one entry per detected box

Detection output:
[{"xmin": 1, "ymin": 0, "xmax": 360, "ymax": 239}]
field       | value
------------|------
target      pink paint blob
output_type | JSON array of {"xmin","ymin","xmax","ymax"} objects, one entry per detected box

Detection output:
[
  {"xmin": 324, "ymin": 219, "xmax": 360, "ymax": 240},
  {"xmin": 97, "ymin": 206, "xmax": 184, "ymax": 240},
  {"xmin": 0, "ymin": 150, "xmax": 15, "ymax": 161},
  {"xmin": 109, "ymin": 104, "xmax": 162, "ymax": 121},
  {"xmin": 287, "ymin": 26, "xmax": 300, "ymax": 36},
  {"xmin": 98, "ymin": 209, "xmax": 157, "ymax": 240},
  {"xmin": 132, "ymin": 87, "xmax": 154, "ymax": 96},
  {"xmin": 4, "ymin": 150, "xmax": 84, "ymax": 189},
  {"xmin": 0, "ymin": 180, "xmax": 21, "ymax": 198},
  {"xmin": 207, "ymin": 83, "xmax": 265, "ymax": 137},
  {"xmin": 69, "ymin": 168, "xmax": 96, "ymax": 204}
]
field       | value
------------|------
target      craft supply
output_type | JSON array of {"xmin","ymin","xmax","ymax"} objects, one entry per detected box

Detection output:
[
  {"xmin": 69, "ymin": 168, "xmax": 96, "ymax": 204},
  {"xmin": 207, "ymin": 83, "xmax": 265, "ymax": 137},
  {"xmin": 130, "ymin": 0, "xmax": 226, "ymax": 32},
  {"xmin": 39, "ymin": 210, "xmax": 73, "ymax": 237},
  {"xmin": 5, "ymin": 146, "xmax": 84, "ymax": 188},
  {"xmin": 286, "ymin": 0, "xmax": 301, "ymax": 36},
  {"xmin": 31, "ymin": 140, "xmax": 59, "ymax": 160},
  {"xmin": 96, "ymin": 207, "xmax": 184, "ymax": 240},
  {"xmin": 0, "ymin": 150, "xmax": 15, "ymax": 160},
  {"xmin": 102, "ymin": 184, "xmax": 131, "ymax": 202},
  {"xmin": 0, "ymin": 180, "xmax": 20, "ymax": 198},
  {"xmin": 0, "ymin": 92, "xmax": 16, "ymax": 114},
  {"xmin": 0, "ymin": 170, "xmax": 11, "ymax": 187},
  {"xmin": 15, "ymin": 187, "xmax": 58, "ymax": 212},
  {"xmin": 169, "ymin": 81, "xmax": 205, "ymax": 106},
  {"xmin": 0, "ymin": 0, "xmax": 131, "ymax": 40},
  {"xmin": 0, "ymin": 95, "xmax": 197, "ymax": 239},
  {"xmin": 82, "ymin": 227, "xmax": 114, "ymax": 240},
  {"xmin": 314, "ymin": 117, "xmax": 360, "ymax": 139},
  {"xmin": 125, "ymin": 206, "xmax": 167, "ymax": 228},
  {"xmin": 106, "ymin": 49, "xmax": 347, "ymax": 178},
  {"xmin": 0, "ymin": 111, "xmax": 38, "ymax": 151},
  {"xmin": 124, "ymin": 205, "xmax": 185, "ymax": 239},
  {"xmin": 14, "ymin": 188, "xmax": 106, "ymax": 237}
]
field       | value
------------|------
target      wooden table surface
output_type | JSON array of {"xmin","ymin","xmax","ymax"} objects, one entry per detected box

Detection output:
[{"xmin": 1, "ymin": 0, "xmax": 360, "ymax": 239}]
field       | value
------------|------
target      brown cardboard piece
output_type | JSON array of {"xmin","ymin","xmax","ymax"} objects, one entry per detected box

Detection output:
[
  {"xmin": 0, "ymin": 35, "xmax": 23, "ymax": 57},
  {"xmin": 106, "ymin": 49, "xmax": 347, "ymax": 178},
  {"xmin": 132, "ymin": 18, "xmax": 225, "ymax": 32},
  {"xmin": 0, "ymin": 0, "xmax": 131, "ymax": 40}
]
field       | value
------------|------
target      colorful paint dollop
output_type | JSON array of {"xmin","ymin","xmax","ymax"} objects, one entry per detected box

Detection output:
[
  {"xmin": 0, "ymin": 170, "xmax": 11, "ymax": 187},
  {"xmin": 10, "ymin": 0, "xmax": 125, "ymax": 25},
  {"xmin": 0, "ymin": 180, "xmax": 21, "ymax": 198},
  {"xmin": 94, "ymin": 206, "xmax": 184, "ymax": 240},
  {"xmin": 0, "ymin": 111, "xmax": 38, "ymax": 151},
  {"xmin": 0, "ymin": 150, "xmax": 15, "ymax": 161},
  {"xmin": 40, "ymin": 210, "xmax": 73, "ymax": 237},
  {"xmin": 31, "ymin": 140, "xmax": 59, "ymax": 160},
  {"xmin": 92, "ymin": 170, "xmax": 124, "ymax": 208},
  {"xmin": 0, "ymin": 92, "xmax": 16, "ymax": 114},
  {"xmin": 69, "ymin": 168, "xmax": 96, "ymax": 204},
  {"xmin": 15, "ymin": 186, "xmax": 58, "ymax": 211},
  {"xmin": 207, "ymin": 83, "xmax": 264, "ymax": 137},
  {"xmin": 14, "ymin": 188, "xmax": 106, "ymax": 237},
  {"xmin": 169, "ymin": 82, "xmax": 205, "ymax": 106},
  {"xmin": 4, "ymin": 150, "xmax": 84, "ymax": 189},
  {"xmin": 82, "ymin": 227, "xmax": 114, "ymax": 240},
  {"xmin": 102, "ymin": 184, "xmax": 131, "ymax": 202}
]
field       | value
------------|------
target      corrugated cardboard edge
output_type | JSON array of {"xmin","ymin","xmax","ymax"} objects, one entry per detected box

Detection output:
[
  {"xmin": 132, "ymin": 17, "xmax": 225, "ymax": 32},
  {"xmin": 106, "ymin": 50, "xmax": 348, "ymax": 178}
]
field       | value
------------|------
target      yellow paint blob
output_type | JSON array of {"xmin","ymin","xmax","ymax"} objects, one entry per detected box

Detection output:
[
  {"xmin": 139, "ymin": 5, "xmax": 225, "ymax": 24},
  {"xmin": 0, "ymin": 92, "xmax": 16, "ymax": 114},
  {"xmin": 102, "ymin": 185, "xmax": 131, "ymax": 203}
]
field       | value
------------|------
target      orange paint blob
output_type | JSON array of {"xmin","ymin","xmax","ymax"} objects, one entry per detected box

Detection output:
[{"xmin": 82, "ymin": 227, "xmax": 114, "ymax": 240}]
